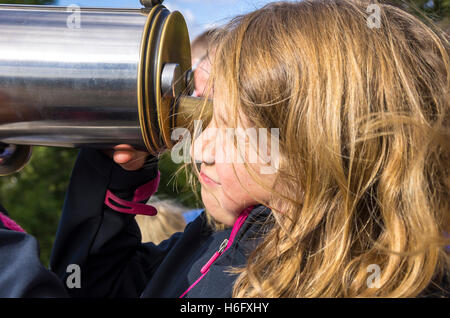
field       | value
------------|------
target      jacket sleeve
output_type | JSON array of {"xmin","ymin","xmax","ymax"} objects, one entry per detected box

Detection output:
[
  {"xmin": 0, "ymin": 208, "xmax": 68, "ymax": 297},
  {"xmin": 49, "ymin": 148, "xmax": 181, "ymax": 297}
]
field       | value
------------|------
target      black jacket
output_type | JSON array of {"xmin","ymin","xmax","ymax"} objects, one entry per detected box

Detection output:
[
  {"xmin": 50, "ymin": 148, "xmax": 271, "ymax": 298},
  {"xmin": 0, "ymin": 148, "xmax": 270, "ymax": 298},
  {"xmin": 0, "ymin": 148, "xmax": 447, "ymax": 297},
  {"xmin": 0, "ymin": 205, "xmax": 68, "ymax": 297}
]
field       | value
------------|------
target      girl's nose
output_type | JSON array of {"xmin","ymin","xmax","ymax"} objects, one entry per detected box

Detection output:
[{"xmin": 191, "ymin": 126, "xmax": 216, "ymax": 165}]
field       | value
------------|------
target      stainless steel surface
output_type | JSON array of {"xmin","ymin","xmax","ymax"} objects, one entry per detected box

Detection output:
[
  {"xmin": 0, "ymin": 4, "xmax": 199, "ymax": 175},
  {"xmin": 161, "ymin": 63, "xmax": 182, "ymax": 98},
  {"xmin": 0, "ymin": 5, "xmax": 149, "ymax": 149}
]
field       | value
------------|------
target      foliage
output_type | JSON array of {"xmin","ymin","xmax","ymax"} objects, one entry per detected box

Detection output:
[
  {"xmin": 0, "ymin": 147, "xmax": 78, "ymax": 266},
  {"xmin": 390, "ymin": 0, "xmax": 449, "ymax": 27},
  {"xmin": 156, "ymin": 151, "xmax": 202, "ymax": 209}
]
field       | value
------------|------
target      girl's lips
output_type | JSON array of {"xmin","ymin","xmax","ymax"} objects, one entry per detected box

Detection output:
[{"xmin": 200, "ymin": 170, "xmax": 221, "ymax": 186}]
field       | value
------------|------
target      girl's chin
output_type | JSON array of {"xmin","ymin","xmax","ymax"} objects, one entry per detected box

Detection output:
[
  {"xmin": 202, "ymin": 199, "xmax": 236, "ymax": 226},
  {"xmin": 200, "ymin": 187, "xmax": 252, "ymax": 226}
]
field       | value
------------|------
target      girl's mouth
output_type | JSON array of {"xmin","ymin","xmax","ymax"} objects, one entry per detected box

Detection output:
[{"xmin": 200, "ymin": 170, "xmax": 221, "ymax": 186}]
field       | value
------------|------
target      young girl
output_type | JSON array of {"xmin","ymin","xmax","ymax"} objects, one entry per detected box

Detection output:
[{"xmin": 1, "ymin": 0, "xmax": 448, "ymax": 297}]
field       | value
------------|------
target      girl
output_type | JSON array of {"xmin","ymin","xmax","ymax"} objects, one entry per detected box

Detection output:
[{"xmin": 1, "ymin": 0, "xmax": 448, "ymax": 297}]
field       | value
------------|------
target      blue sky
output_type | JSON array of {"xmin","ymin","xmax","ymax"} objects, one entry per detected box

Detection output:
[{"xmin": 56, "ymin": 0, "xmax": 289, "ymax": 39}]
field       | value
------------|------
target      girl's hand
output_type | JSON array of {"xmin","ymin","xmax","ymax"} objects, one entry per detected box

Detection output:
[{"xmin": 107, "ymin": 144, "xmax": 150, "ymax": 171}]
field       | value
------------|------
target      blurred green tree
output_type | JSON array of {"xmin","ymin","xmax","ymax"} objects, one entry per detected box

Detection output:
[
  {"xmin": 386, "ymin": 0, "xmax": 449, "ymax": 30},
  {"xmin": 156, "ymin": 151, "xmax": 201, "ymax": 209},
  {"xmin": 0, "ymin": 147, "xmax": 78, "ymax": 266}
]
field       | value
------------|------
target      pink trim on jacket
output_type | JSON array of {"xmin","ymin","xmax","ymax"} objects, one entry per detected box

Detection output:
[
  {"xmin": 0, "ymin": 212, "xmax": 26, "ymax": 233},
  {"xmin": 104, "ymin": 170, "xmax": 160, "ymax": 216},
  {"xmin": 179, "ymin": 205, "xmax": 254, "ymax": 298}
]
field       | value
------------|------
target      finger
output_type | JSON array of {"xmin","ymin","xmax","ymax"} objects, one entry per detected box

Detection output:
[
  {"xmin": 111, "ymin": 144, "xmax": 150, "ymax": 170},
  {"xmin": 118, "ymin": 153, "xmax": 148, "ymax": 171},
  {"xmin": 112, "ymin": 144, "xmax": 137, "ymax": 164},
  {"xmin": 113, "ymin": 150, "xmax": 135, "ymax": 164}
]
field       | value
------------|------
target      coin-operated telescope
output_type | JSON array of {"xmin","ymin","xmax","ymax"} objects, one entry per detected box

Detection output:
[{"xmin": 0, "ymin": 0, "xmax": 212, "ymax": 175}]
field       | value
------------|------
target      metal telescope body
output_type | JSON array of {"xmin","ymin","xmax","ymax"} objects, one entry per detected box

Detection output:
[{"xmin": 0, "ymin": 2, "xmax": 210, "ymax": 175}]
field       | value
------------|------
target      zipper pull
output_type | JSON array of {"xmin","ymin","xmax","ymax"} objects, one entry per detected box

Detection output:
[
  {"xmin": 200, "ymin": 239, "xmax": 229, "ymax": 274},
  {"xmin": 218, "ymin": 238, "xmax": 229, "ymax": 253}
]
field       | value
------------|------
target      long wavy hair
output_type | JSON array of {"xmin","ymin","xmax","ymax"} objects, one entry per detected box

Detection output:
[{"xmin": 191, "ymin": 0, "xmax": 449, "ymax": 297}]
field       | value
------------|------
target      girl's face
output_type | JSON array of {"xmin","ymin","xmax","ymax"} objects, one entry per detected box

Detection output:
[{"xmin": 191, "ymin": 101, "xmax": 277, "ymax": 226}]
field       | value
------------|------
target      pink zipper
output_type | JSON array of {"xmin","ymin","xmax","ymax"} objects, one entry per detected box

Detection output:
[
  {"xmin": 179, "ymin": 205, "xmax": 254, "ymax": 298},
  {"xmin": 200, "ymin": 238, "xmax": 228, "ymax": 274}
]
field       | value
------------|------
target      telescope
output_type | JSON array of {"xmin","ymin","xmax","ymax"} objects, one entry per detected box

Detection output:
[{"xmin": 0, "ymin": 0, "xmax": 212, "ymax": 175}]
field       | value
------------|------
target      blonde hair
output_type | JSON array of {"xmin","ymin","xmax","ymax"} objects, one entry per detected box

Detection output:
[
  {"xmin": 202, "ymin": 0, "xmax": 450, "ymax": 297},
  {"xmin": 136, "ymin": 198, "xmax": 186, "ymax": 244},
  {"xmin": 191, "ymin": 28, "xmax": 217, "ymax": 67}
]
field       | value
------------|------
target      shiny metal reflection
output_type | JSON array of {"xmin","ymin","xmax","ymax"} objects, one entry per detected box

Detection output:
[
  {"xmin": 0, "ymin": 4, "xmax": 211, "ymax": 176},
  {"xmin": 0, "ymin": 5, "xmax": 149, "ymax": 149}
]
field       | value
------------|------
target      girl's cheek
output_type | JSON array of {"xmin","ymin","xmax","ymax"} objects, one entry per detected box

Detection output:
[
  {"xmin": 215, "ymin": 163, "xmax": 231, "ymax": 188},
  {"xmin": 217, "ymin": 163, "xmax": 252, "ymax": 199}
]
